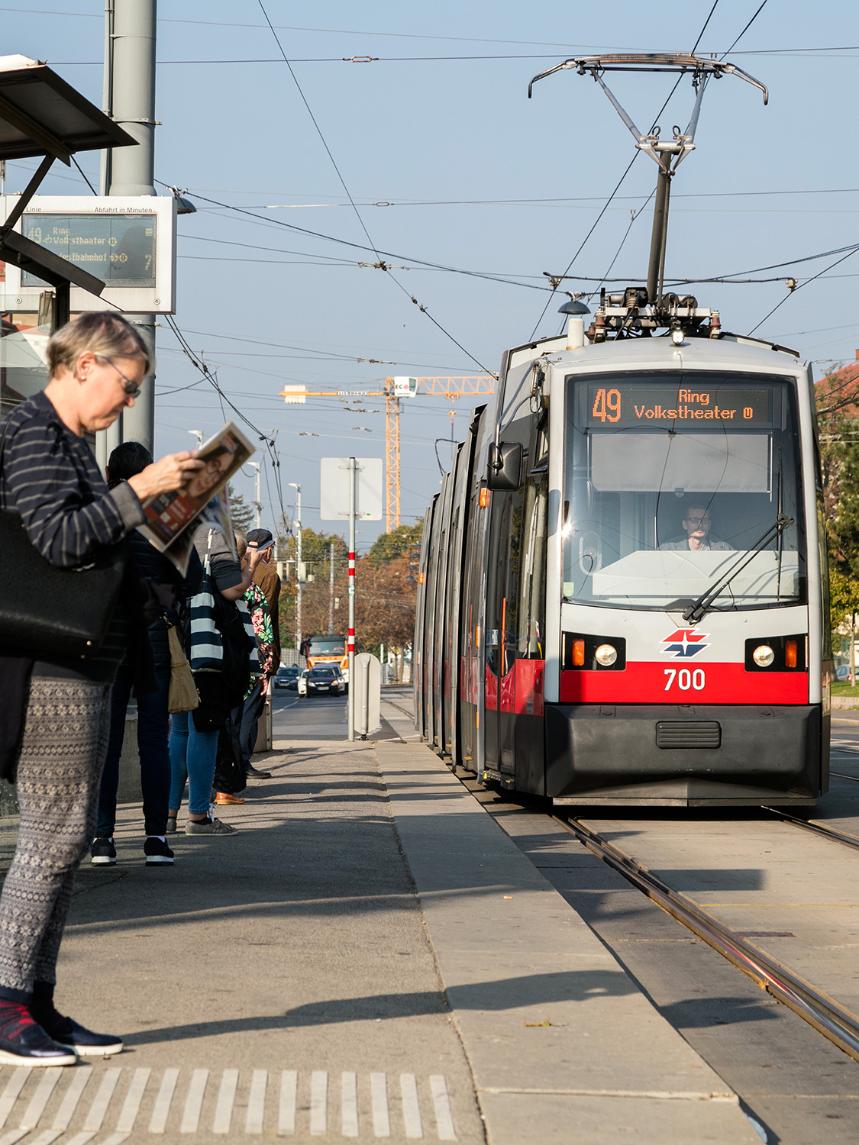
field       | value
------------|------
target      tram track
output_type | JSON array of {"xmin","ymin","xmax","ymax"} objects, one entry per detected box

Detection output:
[
  {"xmin": 556, "ymin": 813, "xmax": 859, "ymax": 1063},
  {"xmin": 762, "ymin": 806, "xmax": 859, "ymax": 850}
]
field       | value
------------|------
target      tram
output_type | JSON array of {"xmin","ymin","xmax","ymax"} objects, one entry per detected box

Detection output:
[{"xmin": 413, "ymin": 54, "xmax": 831, "ymax": 808}]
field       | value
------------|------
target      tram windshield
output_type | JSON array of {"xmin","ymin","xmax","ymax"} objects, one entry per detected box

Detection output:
[{"xmin": 563, "ymin": 373, "xmax": 806, "ymax": 611}]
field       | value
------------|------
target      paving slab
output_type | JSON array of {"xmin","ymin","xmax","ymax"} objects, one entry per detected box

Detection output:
[
  {"xmin": 0, "ymin": 724, "xmax": 760, "ymax": 1144},
  {"xmin": 0, "ymin": 741, "xmax": 483, "ymax": 1144},
  {"xmin": 375, "ymin": 741, "xmax": 760, "ymax": 1144}
]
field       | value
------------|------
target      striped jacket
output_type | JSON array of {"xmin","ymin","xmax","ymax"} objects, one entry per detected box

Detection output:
[
  {"xmin": 1, "ymin": 391, "xmax": 143, "ymax": 566},
  {"xmin": 0, "ymin": 391, "xmax": 144, "ymax": 672}
]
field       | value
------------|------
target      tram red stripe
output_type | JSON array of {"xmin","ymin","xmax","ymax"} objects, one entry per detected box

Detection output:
[{"xmin": 559, "ymin": 663, "xmax": 808, "ymax": 704}]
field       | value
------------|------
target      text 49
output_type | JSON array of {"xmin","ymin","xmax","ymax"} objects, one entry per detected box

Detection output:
[{"xmin": 664, "ymin": 668, "xmax": 706, "ymax": 692}]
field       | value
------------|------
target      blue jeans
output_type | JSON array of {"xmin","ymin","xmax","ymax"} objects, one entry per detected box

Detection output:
[
  {"xmin": 96, "ymin": 661, "xmax": 171, "ymax": 838},
  {"xmin": 168, "ymin": 711, "xmax": 219, "ymax": 816}
]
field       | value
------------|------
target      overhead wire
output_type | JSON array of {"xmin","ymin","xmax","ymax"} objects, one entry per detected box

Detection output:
[
  {"xmin": 168, "ymin": 185, "xmax": 551, "ymax": 294},
  {"xmin": 164, "ymin": 314, "xmax": 290, "ymax": 532},
  {"xmin": 721, "ymin": 0, "xmax": 771, "ymax": 57},
  {"xmin": 254, "ymin": 0, "xmax": 497, "ymax": 378},
  {"xmin": 747, "ymin": 243, "xmax": 859, "ymax": 336}
]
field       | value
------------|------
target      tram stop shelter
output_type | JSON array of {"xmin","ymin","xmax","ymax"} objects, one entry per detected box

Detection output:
[{"xmin": 0, "ymin": 54, "xmax": 135, "ymax": 418}]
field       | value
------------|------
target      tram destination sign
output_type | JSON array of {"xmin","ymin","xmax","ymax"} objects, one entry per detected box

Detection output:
[
  {"xmin": 585, "ymin": 381, "xmax": 773, "ymax": 429},
  {"xmin": 0, "ymin": 195, "xmax": 177, "ymax": 313},
  {"xmin": 22, "ymin": 212, "xmax": 157, "ymax": 288}
]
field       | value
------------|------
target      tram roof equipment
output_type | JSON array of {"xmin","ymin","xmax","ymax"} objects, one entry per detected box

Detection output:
[{"xmin": 528, "ymin": 53, "xmax": 770, "ymax": 330}]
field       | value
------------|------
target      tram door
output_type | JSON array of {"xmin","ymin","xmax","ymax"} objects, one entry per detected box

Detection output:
[{"xmin": 485, "ymin": 481, "xmax": 526, "ymax": 776}]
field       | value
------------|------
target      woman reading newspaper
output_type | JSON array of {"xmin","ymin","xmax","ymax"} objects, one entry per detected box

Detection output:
[{"xmin": 0, "ymin": 312, "xmax": 203, "ymax": 1066}]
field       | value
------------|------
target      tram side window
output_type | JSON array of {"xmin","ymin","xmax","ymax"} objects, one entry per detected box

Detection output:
[{"xmin": 516, "ymin": 474, "xmax": 548, "ymax": 659}]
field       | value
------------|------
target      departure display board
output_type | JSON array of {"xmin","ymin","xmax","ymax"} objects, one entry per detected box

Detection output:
[
  {"xmin": 584, "ymin": 381, "xmax": 773, "ymax": 428},
  {"xmin": 22, "ymin": 213, "xmax": 157, "ymax": 288}
]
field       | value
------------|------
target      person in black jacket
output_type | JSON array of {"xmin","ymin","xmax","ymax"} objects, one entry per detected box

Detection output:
[
  {"xmin": 90, "ymin": 442, "xmax": 201, "ymax": 868},
  {"xmin": 0, "ymin": 312, "xmax": 202, "ymax": 1067}
]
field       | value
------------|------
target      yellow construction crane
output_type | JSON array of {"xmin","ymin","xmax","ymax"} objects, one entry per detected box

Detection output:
[{"xmin": 281, "ymin": 375, "xmax": 496, "ymax": 530}]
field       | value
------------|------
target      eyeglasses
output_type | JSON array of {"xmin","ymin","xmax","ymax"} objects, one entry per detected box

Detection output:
[{"xmin": 98, "ymin": 356, "xmax": 143, "ymax": 399}]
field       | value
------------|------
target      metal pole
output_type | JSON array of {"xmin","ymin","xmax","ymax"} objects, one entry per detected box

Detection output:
[
  {"xmin": 646, "ymin": 162, "xmax": 671, "ymax": 304},
  {"xmin": 107, "ymin": 0, "xmax": 157, "ymax": 455},
  {"xmin": 98, "ymin": 0, "xmax": 114, "ymax": 197},
  {"xmin": 250, "ymin": 462, "xmax": 262, "ymax": 528},
  {"xmin": 347, "ymin": 457, "xmax": 356, "ymax": 742},
  {"xmin": 294, "ymin": 484, "xmax": 302, "ymax": 655},
  {"xmin": 328, "ymin": 541, "xmax": 335, "ymax": 634}
]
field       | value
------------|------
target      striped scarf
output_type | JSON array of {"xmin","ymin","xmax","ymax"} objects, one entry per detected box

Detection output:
[{"xmin": 188, "ymin": 531, "xmax": 260, "ymax": 676}]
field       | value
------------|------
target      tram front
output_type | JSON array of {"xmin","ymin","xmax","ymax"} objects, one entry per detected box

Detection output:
[{"xmin": 546, "ymin": 334, "xmax": 830, "ymax": 807}]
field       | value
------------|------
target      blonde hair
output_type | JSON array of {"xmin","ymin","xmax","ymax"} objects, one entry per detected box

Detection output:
[
  {"xmin": 234, "ymin": 531, "xmax": 248, "ymax": 559},
  {"xmin": 47, "ymin": 312, "xmax": 150, "ymax": 376}
]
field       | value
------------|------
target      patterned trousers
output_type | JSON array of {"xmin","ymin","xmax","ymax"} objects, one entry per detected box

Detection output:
[{"xmin": 0, "ymin": 677, "xmax": 111, "ymax": 1000}]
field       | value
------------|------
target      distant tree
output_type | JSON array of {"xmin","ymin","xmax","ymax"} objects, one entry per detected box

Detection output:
[
  {"xmin": 816, "ymin": 376, "xmax": 859, "ymax": 677},
  {"xmin": 356, "ymin": 553, "xmax": 416, "ymax": 651},
  {"xmin": 367, "ymin": 523, "xmax": 423, "ymax": 564},
  {"xmin": 227, "ymin": 483, "xmax": 255, "ymax": 534},
  {"xmin": 830, "ymin": 567, "xmax": 859, "ymax": 685},
  {"xmin": 276, "ymin": 527, "xmax": 349, "ymax": 644}
]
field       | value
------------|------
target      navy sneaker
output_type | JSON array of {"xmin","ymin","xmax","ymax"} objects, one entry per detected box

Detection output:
[
  {"xmin": 35, "ymin": 1007, "xmax": 123, "ymax": 1058},
  {"xmin": 90, "ymin": 837, "xmax": 117, "ymax": 866},
  {"xmin": 0, "ymin": 1002, "xmax": 78, "ymax": 1067},
  {"xmin": 144, "ymin": 837, "xmax": 175, "ymax": 866}
]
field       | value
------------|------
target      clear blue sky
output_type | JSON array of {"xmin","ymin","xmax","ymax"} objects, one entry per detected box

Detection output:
[{"xmin": 3, "ymin": 1, "xmax": 858, "ymax": 546}]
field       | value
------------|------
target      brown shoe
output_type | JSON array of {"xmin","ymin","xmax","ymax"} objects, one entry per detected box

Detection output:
[{"xmin": 214, "ymin": 792, "xmax": 246, "ymax": 806}]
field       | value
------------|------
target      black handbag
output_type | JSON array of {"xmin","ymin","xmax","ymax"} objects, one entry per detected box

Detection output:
[{"xmin": 0, "ymin": 508, "xmax": 126, "ymax": 660}]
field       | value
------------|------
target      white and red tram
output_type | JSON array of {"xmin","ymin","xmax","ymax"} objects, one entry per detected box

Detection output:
[{"xmin": 414, "ymin": 295, "xmax": 832, "ymax": 807}]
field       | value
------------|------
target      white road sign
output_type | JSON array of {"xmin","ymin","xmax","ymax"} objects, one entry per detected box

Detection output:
[{"xmin": 320, "ymin": 457, "xmax": 383, "ymax": 521}]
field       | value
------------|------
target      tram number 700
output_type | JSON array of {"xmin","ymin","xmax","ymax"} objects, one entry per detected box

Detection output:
[{"xmin": 664, "ymin": 668, "xmax": 706, "ymax": 692}]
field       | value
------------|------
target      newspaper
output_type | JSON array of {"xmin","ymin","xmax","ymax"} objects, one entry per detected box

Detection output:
[{"xmin": 138, "ymin": 422, "xmax": 254, "ymax": 574}]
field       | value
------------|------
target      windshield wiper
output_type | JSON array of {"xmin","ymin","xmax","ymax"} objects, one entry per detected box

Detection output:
[{"xmin": 682, "ymin": 515, "xmax": 794, "ymax": 624}]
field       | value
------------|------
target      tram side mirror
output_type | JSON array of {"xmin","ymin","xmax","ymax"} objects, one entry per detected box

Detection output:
[{"xmin": 487, "ymin": 441, "xmax": 523, "ymax": 491}]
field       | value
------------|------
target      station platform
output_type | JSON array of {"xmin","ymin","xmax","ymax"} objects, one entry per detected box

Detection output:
[{"xmin": 0, "ymin": 700, "xmax": 762, "ymax": 1144}]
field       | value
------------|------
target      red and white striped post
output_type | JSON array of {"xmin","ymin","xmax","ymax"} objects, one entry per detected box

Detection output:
[{"xmin": 347, "ymin": 457, "xmax": 357, "ymax": 741}]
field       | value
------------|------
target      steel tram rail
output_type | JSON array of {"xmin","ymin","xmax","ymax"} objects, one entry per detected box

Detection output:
[
  {"xmin": 556, "ymin": 814, "xmax": 859, "ymax": 1062},
  {"xmin": 761, "ymin": 807, "xmax": 859, "ymax": 850}
]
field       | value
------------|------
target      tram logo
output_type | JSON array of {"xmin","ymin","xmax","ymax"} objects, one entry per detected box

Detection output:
[{"xmin": 660, "ymin": 629, "xmax": 709, "ymax": 658}]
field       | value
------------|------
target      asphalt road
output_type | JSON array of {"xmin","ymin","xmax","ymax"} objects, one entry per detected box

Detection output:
[{"xmin": 272, "ymin": 685, "xmax": 346, "ymax": 740}]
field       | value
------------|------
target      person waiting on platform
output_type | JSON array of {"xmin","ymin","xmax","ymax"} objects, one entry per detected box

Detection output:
[
  {"xmin": 168, "ymin": 507, "xmax": 251, "ymax": 835},
  {"xmin": 0, "ymin": 312, "xmax": 202, "ymax": 1066},
  {"xmin": 90, "ymin": 441, "xmax": 201, "ymax": 869},
  {"xmin": 659, "ymin": 504, "xmax": 732, "ymax": 552}
]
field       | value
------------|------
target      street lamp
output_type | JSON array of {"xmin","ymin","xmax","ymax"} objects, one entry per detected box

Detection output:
[
  {"xmin": 245, "ymin": 461, "xmax": 262, "ymax": 528},
  {"xmin": 288, "ymin": 482, "xmax": 302, "ymax": 657}
]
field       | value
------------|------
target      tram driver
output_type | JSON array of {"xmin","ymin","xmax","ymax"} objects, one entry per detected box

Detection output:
[{"xmin": 659, "ymin": 504, "xmax": 733, "ymax": 552}]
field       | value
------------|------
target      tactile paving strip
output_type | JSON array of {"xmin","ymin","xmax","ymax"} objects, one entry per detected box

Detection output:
[{"xmin": 0, "ymin": 1066, "xmax": 458, "ymax": 1142}]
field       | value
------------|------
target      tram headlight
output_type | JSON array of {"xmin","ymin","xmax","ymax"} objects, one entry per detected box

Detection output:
[
  {"xmin": 563, "ymin": 632, "xmax": 626, "ymax": 671},
  {"xmin": 594, "ymin": 643, "xmax": 618, "ymax": 667},
  {"xmin": 752, "ymin": 644, "xmax": 776, "ymax": 668}
]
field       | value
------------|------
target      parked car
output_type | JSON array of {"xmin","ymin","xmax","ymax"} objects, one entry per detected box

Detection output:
[
  {"xmin": 298, "ymin": 665, "xmax": 346, "ymax": 697},
  {"xmin": 274, "ymin": 665, "xmax": 300, "ymax": 690}
]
